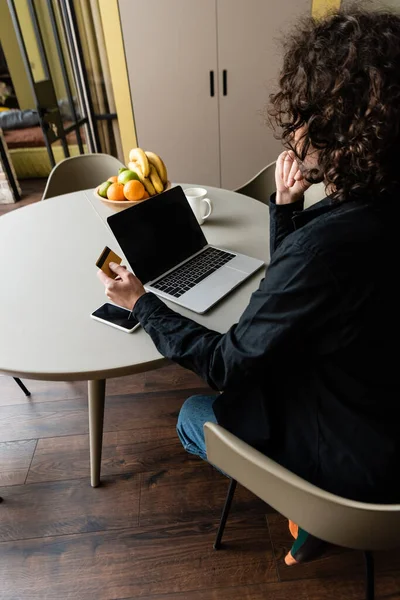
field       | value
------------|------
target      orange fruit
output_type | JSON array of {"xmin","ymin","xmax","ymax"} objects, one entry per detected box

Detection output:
[
  {"xmin": 142, "ymin": 190, "xmax": 150, "ymax": 199},
  {"xmin": 107, "ymin": 182, "xmax": 125, "ymax": 201},
  {"xmin": 124, "ymin": 179, "xmax": 145, "ymax": 201},
  {"xmin": 107, "ymin": 175, "xmax": 118, "ymax": 183}
]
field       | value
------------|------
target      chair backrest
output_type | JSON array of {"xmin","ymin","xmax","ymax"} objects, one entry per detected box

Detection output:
[
  {"xmin": 204, "ymin": 422, "xmax": 400, "ymax": 551},
  {"xmin": 235, "ymin": 160, "xmax": 327, "ymax": 208},
  {"xmin": 42, "ymin": 153, "xmax": 126, "ymax": 200},
  {"xmin": 235, "ymin": 161, "xmax": 276, "ymax": 205}
]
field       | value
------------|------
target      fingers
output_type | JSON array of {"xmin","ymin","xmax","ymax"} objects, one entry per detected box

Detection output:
[
  {"xmin": 278, "ymin": 150, "xmax": 298, "ymax": 188},
  {"xmin": 102, "ymin": 277, "xmax": 119, "ymax": 302},
  {"xmin": 109, "ymin": 262, "xmax": 127, "ymax": 276},
  {"xmin": 283, "ymin": 152, "xmax": 293, "ymax": 188},
  {"xmin": 97, "ymin": 268, "xmax": 113, "ymax": 287},
  {"xmin": 276, "ymin": 151, "xmax": 286, "ymax": 183},
  {"xmin": 97, "ymin": 266, "xmax": 126, "ymax": 300},
  {"xmin": 287, "ymin": 157, "xmax": 299, "ymax": 187},
  {"xmin": 279, "ymin": 150, "xmax": 303, "ymax": 188}
]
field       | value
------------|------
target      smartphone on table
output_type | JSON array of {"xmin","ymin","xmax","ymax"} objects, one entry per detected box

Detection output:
[{"xmin": 90, "ymin": 303, "xmax": 140, "ymax": 333}]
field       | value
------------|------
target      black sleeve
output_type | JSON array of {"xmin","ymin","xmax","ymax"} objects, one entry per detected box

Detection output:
[
  {"xmin": 269, "ymin": 193, "xmax": 304, "ymax": 256},
  {"xmin": 132, "ymin": 239, "xmax": 337, "ymax": 392}
]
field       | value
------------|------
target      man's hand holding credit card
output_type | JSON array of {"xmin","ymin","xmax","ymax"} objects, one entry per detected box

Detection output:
[{"xmin": 93, "ymin": 246, "xmax": 142, "ymax": 332}]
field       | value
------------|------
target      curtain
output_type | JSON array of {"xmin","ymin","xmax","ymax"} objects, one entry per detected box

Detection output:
[{"xmin": 73, "ymin": 0, "xmax": 123, "ymax": 161}]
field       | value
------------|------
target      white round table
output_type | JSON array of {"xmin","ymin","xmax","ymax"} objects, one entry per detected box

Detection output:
[{"xmin": 0, "ymin": 184, "xmax": 269, "ymax": 486}]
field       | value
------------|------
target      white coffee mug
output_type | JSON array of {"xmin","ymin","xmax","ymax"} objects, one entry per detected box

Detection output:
[{"xmin": 184, "ymin": 187, "xmax": 213, "ymax": 225}]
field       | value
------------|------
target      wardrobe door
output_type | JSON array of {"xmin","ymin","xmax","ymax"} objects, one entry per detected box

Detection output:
[
  {"xmin": 118, "ymin": 0, "xmax": 221, "ymax": 187},
  {"xmin": 217, "ymin": 0, "xmax": 311, "ymax": 190}
]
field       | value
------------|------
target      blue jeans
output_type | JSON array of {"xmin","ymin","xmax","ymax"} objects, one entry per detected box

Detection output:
[{"xmin": 176, "ymin": 394, "xmax": 218, "ymax": 461}]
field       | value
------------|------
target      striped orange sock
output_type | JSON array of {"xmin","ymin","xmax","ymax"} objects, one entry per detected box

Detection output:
[{"xmin": 288, "ymin": 519, "xmax": 299, "ymax": 539}]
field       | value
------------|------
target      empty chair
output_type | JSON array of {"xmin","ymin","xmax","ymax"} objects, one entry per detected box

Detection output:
[
  {"xmin": 235, "ymin": 160, "xmax": 327, "ymax": 207},
  {"xmin": 204, "ymin": 421, "xmax": 400, "ymax": 600},
  {"xmin": 42, "ymin": 153, "xmax": 126, "ymax": 200},
  {"xmin": 235, "ymin": 161, "xmax": 276, "ymax": 205}
]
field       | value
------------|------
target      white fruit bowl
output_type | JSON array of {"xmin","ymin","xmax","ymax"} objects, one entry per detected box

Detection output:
[{"xmin": 94, "ymin": 181, "xmax": 171, "ymax": 211}]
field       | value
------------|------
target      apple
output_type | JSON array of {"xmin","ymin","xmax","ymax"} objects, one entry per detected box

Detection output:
[{"xmin": 117, "ymin": 169, "xmax": 139, "ymax": 185}]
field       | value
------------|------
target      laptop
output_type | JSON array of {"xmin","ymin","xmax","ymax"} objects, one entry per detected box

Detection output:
[{"xmin": 107, "ymin": 185, "xmax": 264, "ymax": 314}]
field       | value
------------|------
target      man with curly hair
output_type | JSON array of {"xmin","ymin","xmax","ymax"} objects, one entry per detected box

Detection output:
[{"xmin": 97, "ymin": 6, "xmax": 400, "ymax": 564}]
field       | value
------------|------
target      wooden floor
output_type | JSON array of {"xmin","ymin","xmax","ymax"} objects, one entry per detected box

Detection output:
[
  {"xmin": 1, "ymin": 180, "xmax": 400, "ymax": 599},
  {"xmin": 0, "ymin": 178, "xmax": 46, "ymax": 213}
]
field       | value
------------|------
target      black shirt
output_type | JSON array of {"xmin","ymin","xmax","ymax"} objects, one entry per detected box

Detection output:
[{"xmin": 133, "ymin": 192, "xmax": 400, "ymax": 503}]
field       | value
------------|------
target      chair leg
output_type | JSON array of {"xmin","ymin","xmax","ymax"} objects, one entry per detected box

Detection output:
[
  {"xmin": 364, "ymin": 551, "xmax": 375, "ymax": 600},
  {"xmin": 13, "ymin": 377, "xmax": 31, "ymax": 397},
  {"xmin": 214, "ymin": 478, "xmax": 237, "ymax": 550}
]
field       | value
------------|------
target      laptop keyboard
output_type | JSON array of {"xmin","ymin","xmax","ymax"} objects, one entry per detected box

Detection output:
[{"xmin": 151, "ymin": 247, "xmax": 235, "ymax": 298}]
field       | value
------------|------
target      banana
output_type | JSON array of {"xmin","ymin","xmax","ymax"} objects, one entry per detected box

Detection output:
[
  {"xmin": 129, "ymin": 161, "xmax": 156, "ymax": 196},
  {"xmin": 145, "ymin": 151, "xmax": 168, "ymax": 184},
  {"xmin": 129, "ymin": 147, "xmax": 150, "ymax": 178},
  {"xmin": 149, "ymin": 164, "xmax": 164, "ymax": 194}
]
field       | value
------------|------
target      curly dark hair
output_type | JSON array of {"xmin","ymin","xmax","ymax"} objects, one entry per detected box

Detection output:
[{"xmin": 268, "ymin": 4, "xmax": 400, "ymax": 202}]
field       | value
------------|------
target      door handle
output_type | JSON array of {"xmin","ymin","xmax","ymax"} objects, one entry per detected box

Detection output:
[
  {"xmin": 223, "ymin": 70, "xmax": 227, "ymax": 96},
  {"xmin": 210, "ymin": 71, "xmax": 215, "ymax": 97}
]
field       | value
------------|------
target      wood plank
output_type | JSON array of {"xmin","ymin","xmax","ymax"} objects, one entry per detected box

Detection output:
[
  {"xmin": 139, "ymin": 462, "xmax": 268, "ymax": 527},
  {"xmin": 0, "ymin": 387, "xmax": 208, "ymax": 442},
  {"xmin": 27, "ymin": 428, "xmax": 200, "ymax": 484},
  {"xmin": 0, "ymin": 375, "xmax": 87, "ymax": 407},
  {"xmin": 0, "ymin": 518, "xmax": 276, "ymax": 600},
  {"xmin": 305, "ymin": 573, "xmax": 400, "ymax": 600},
  {"xmin": 0, "ymin": 396, "xmax": 91, "ymax": 442},
  {"xmin": 123, "ymin": 580, "xmax": 309, "ymax": 600},
  {"xmin": 0, "ymin": 473, "xmax": 140, "ymax": 542},
  {"xmin": 106, "ymin": 363, "xmax": 209, "ymax": 396},
  {"xmin": 0, "ymin": 468, "xmax": 30, "ymax": 487},
  {"xmin": 0, "ymin": 439, "xmax": 36, "ymax": 485},
  {"xmin": 0, "ymin": 178, "xmax": 45, "ymax": 216},
  {"xmin": 143, "ymin": 363, "xmax": 209, "ymax": 393},
  {"xmin": 122, "ymin": 574, "xmax": 400, "ymax": 600}
]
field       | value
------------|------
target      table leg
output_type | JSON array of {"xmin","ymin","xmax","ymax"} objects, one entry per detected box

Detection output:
[{"xmin": 88, "ymin": 379, "xmax": 106, "ymax": 487}]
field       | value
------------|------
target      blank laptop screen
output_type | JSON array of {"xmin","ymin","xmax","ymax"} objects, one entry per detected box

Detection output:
[{"xmin": 107, "ymin": 185, "xmax": 208, "ymax": 284}]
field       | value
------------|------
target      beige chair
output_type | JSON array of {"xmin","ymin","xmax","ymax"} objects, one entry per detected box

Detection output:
[
  {"xmin": 204, "ymin": 421, "xmax": 400, "ymax": 600},
  {"xmin": 235, "ymin": 160, "xmax": 327, "ymax": 207},
  {"xmin": 235, "ymin": 161, "xmax": 277, "ymax": 205},
  {"xmin": 42, "ymin": 153, "xmax": 126, "ymax": 200}
]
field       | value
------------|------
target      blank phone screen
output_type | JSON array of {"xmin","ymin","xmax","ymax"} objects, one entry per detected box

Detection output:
[{"xmin": 92, "ymin": 303, "xmax": 139, "ymax": 330}]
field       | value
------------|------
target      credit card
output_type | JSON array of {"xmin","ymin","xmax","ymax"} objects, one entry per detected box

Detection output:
[{"xmin": 96, "ymin": 246, "xmax": 122, "ymax": 278}]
